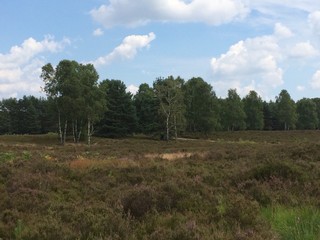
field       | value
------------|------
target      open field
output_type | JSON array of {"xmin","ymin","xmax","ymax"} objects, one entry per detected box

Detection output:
[{"xmin": 0, "ymin": 131, "xmax": 319, "ymax": 239}]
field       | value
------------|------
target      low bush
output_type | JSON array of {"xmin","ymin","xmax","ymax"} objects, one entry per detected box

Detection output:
[{"xmin": 250, "ymin": 162, "xmax": 306, "ymax": 182}]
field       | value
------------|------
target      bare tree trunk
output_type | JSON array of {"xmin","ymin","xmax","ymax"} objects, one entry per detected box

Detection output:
[
  {"xmin": 72, "ymin": 120, "xmax": 76, "ymax": 143},
  {"xmin": 166, "ymin": 114, "xmax": 170, "ymax": 141},
  {"xmin": 76, "ymin": 120, "xmax": 82, "ymax": 143},
  {"xmin": 87, "ymin": 117, "xmax": 91, "ymax": 146},
  {"xmin": 77, "ymin": 128, "xmax": 82, "ymax": 143},
  {"xmin": 63, "ymin": 120, "xmax": 68, "ymax": 145},
  {"xmin": 58, "ymin": 111, "xmax": 63, "ymax": 144}
]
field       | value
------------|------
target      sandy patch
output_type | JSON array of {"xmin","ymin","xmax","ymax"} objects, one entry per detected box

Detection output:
[{"xmin": 145, "ymin": 152, "xmax": 195, "ymax": 161}]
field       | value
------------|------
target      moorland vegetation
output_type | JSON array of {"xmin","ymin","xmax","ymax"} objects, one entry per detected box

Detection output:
[{"xmin": 0, "ymin": 132, "xmax": 319, "ymax": 239}]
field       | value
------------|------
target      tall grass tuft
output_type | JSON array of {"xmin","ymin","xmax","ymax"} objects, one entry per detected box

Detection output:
[{"xmin": 262, "ymin": 205, "xmax": 320, "ymax": 240}]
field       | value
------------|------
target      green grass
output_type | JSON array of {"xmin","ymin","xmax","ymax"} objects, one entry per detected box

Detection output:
[
  {"xmin": 262, "ymin": 206, "xmax": 320, "ymax": 240},
  {"xmin": 0, "ymin": 152, "xmax": 15, "ymax": 163}
]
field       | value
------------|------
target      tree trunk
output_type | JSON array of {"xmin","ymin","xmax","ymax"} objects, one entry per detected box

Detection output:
[
  {"xmin": 166, "ymin": 114, "xmax": 170, "ymax": 141},
  {"xmin": 77, "ymin": 120, "xmax": 82, "ymax": 143},
  {"xmin": 58, "ymin": 111, "xmax": 63, "ymax": 144},
  {"xmin": 87, "ymin": 117, "xmax": 91, "ymax": 146},
  {"xmin": 72, "ymin": 120, "xmax": 76, "ymax": 143},
  {"xmin": 63, "ymin": 120, "xmax": 68, "ymax": 145}
]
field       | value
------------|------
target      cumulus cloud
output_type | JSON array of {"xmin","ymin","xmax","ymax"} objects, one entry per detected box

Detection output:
[
  {"xmin": 93, "ymin": 28, "xmax": 104, "ymax": 37},
  {"xmin": 127, "ymin": 84, "xmax": 139, "ymax": 95},
  {"xmin": 92, "ymin": 32, "xmax": 156, "ymax": 67},
  {"xmin": 308, "ymin": 11, "xmax": 320, "ymax": 37},
  {"xmin": 274, "ymin": 23, "xmax": 293, "ymax": 38},
  {"xmin": 211, "ymin": 32, "xmax": 283, "ymax": 97},
  {"xmin": 290, "ymin": 42, "xmax": 318, "ymax": 58},
  {"xmin": 210, "ymin": 16, "xmax": 320, "ymax": 98},
  {"xmin": 0, "ymin": 36, "xmax": 70, "ymax": 98},
  {"xmin": 90, "ymin": 0, "xmax": 249, "ymax": 28},
  {"xmin": 310, "ymin": 70, "xmax": 320, "ymax": 89}
]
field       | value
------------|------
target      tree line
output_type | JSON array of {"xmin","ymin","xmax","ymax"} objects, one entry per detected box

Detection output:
[{"xmin": 0, "ymin": 59, "xmax": 319, "ymax": 144}]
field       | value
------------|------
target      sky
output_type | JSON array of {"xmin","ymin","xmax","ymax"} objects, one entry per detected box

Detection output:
[{"xmin": 1, "ymin": 0, "xmax": 320, "ymax": 101}]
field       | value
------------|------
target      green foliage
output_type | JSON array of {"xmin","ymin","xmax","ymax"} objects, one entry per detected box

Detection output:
[
  {"xmin": 134, "ymin": 83, "xmax": 160, "ymax": 134},
  {"xmin": 41, "ymin": 60, "xmax": 106, "ymax": 144},
  {"xmin": 221, "ymin": 89, "xmax": 246, "ymax": 130},
  {"xmin": 2, "ymin": 69, "xmax": 320, "ymax": 138},
  {"xmin": 276, "ymin": 89, "xmax": 297, "ymax": 130},
  {"xmin": 14, "ymin": 219, "xmax": 24, "ymax": 240},
  {"xmin": 243, "ymin": 90, "xmax": 264, "ymax": 130},
  {"xmin": 154, "ymin": 76, "xmax": 186, "ymax": 140},
  {"xmin": 0, "ymin": 96, "xmax": 55, "ymax": 135},
  {"xmin": 183, "ymin": 77, "xmax": 219, "ymax": 134},
  {"xmin": 262, "ymin": 206, "xmax": 320, "ymax": 240},
  {"xmin": 0, "ymin": 152, "xmax": 15, "ymax": 163},
  {"xmin": 311, "ymin": 98, "xmax": 320, "ymax": 129},
  {"xmin": 96, "ymin": 79, "xmax": 137, "ymax": 138},
  {"xmin": 296, "ymin": 98, "xmax": 318, "ymax": 129}
]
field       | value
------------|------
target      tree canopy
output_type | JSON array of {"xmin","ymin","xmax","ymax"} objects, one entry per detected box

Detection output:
[
  {"xmin": 1, "ymin": 59, "xmax": 319, "ymax": 143},
  {"xmin": 96, "ymin": 79, "xmax": 137, "ymax": 138}
]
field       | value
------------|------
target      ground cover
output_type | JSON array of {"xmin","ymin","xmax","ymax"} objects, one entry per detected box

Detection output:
[{"xmin": 0, "ymin": 131, "xmax": 319, "ymax": 239}]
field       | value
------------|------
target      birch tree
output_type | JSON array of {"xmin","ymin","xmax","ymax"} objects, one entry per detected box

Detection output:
[
  {"xmin": 153, "ymin": 76, "xmax": 185, "ymax": 141},
  {"xmin": 41, "ymin": 63, "xmax": 66, "ymax": 144},
  {"xmin": 41, "ymin": 60, "xmax": 105, "ymax": 145},
  {"xmin": 276, "ymin": 90, "xmax": 297, "ymax": 130},
  {"xmin": 79, "ymin": 64, "xmax": 106, "ymax": 145}
]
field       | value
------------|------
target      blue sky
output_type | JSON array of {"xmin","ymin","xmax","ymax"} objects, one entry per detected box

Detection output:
[{"xmin": 1, "ymin": 0, "xmax": 320, "ymax": 100}]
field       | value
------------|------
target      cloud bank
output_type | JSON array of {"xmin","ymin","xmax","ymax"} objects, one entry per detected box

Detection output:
[
  {"xmin": 210, "ymin": 20, "xmax": 320, "ymax": 98},
  {"xmin": 0, "ymin": 36, "xmax": 70, "ymax": 98},
  {"xmin": 90, "ymin": 0, "xmax": 249, "ymax": 28}
]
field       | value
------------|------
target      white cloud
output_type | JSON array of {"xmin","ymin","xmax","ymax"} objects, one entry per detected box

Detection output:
[
  {"xmin": 93, "ymin": 28, "xmax": 104, "ymax": 36},
  {"xmin": 211, "ymin": 33, "xmax": 283, "ymax": 97},
  {"xmin": 310, "ymin": 70, "xmax": 320, "ymax": 89},
  {"xmin": 92, "ymin": 32, "xmax": 156, "ymax": 67},
  {"xmin": 0, "ymin": 36, "xmax": 68, "ymax": 69},
  {"xmin": 274, "ymin": 23, "xmax": 293, "ymax": 38},
  {"xmin": 127, "ymin": 84, "xmax": 139, "ymax": 95},
  {"xmin": 296, "ymin": 85, "xmax": 306, "ymax": 91},
  {"xmin": 247, "ymin": 1, "xmax": 320, "ymax": 16},
  {"xmin": 210, "ymin": 13, "xmax": 320, "ymax": 99},
  {"xmin": 0, "ymin": 36, "xmax": 70, "ymax": 98},
  {"xmin": 308, "ymin": 11, "xmax": 320, "ymax": 37},
  {"xmin": 290, "ymin": 42, "xmax": 318, "ymax": 58},
  {"xmin": 90, "ymin": 0, "xmax": 249, "ymax": 28}
]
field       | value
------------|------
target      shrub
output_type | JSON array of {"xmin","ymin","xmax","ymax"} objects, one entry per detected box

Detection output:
[
  {"xmin": 250, "ymin": 162, "xmax": 306, "ymax": 182},
  {"xmin": 122, "ymin": 185, "xmax": 158, "ymax": 218}
]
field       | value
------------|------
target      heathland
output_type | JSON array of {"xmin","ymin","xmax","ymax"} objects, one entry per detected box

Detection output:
[{"xmin": 0, "ymin": 131, "xmax": 319, "ymax": 239}]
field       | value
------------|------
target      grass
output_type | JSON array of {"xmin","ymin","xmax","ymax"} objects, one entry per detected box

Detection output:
[
  {"xmin": 0, "ymin": 131, "xmax": 319, "ymax": 239},
  {"xmin": 262, "ymin": 206, "xmax": 320, "ymax": 240}
]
